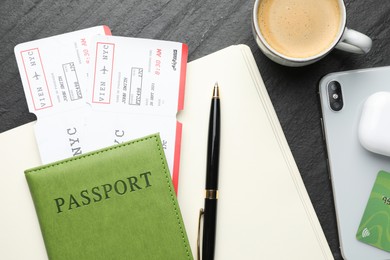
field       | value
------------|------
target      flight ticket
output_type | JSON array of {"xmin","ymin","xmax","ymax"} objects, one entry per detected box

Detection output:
[
  {"xmin": 14, "ymin": 26, "xmax": 112, "ymax": 163},
  {"xmin": 14, "ymin": 29, "xmax": 188, "ymax": 190},
  {"xmin": 85, "ymin": 35, "xmax": 188, "ymax": 188}
]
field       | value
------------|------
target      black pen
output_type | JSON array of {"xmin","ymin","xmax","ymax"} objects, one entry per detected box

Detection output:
[{"xmin": 202, "ymin": 82, "xmax": 221, "ymax": 260}]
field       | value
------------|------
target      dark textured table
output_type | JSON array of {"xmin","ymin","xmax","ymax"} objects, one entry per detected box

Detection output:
[{"xmin": 1, "ymin": 1, "xmax": 389, "ymax": 259}]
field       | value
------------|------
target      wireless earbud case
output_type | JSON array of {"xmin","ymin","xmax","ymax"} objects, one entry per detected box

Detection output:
[{"xmin": 359, "ymin": 91, "xmax": 390, "ymax": 157}]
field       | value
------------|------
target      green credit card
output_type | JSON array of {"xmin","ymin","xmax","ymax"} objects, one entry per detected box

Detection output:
[{"xmin": 356, "ymin": 170, "xmax": 390, "ymax": 252}]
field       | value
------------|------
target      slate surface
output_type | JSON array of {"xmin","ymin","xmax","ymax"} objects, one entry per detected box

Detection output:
[{"xmin": 1, "ymin": 1, "xmax": 389, "ymax": 259}]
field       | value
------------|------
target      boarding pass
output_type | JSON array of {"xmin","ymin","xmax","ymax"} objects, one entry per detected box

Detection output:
[
  {"xmin": 14, "ymin": 26, "xmax": 111, "ymax": 163},
  {"xmin": 14, "ymin": 28, "xmax": 188, "ymax": 189}
]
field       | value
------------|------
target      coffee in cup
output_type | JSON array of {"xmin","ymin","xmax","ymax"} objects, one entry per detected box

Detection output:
[{"xmin": 252, "ymin": 0, "xmax": 372, "ymax": 66}]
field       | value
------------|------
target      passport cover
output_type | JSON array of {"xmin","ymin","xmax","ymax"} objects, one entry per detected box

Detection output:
[{"xmin": 25, "ymin": 134, "xmax": 193, "ymax": 260}]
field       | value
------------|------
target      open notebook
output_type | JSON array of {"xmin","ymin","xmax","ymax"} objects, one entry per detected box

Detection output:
[
  {"xmin": 0, "ymin": 45, "xmax": 333, "ymax": 259},
  {"xmin": 177, "ymin": 45, "xmax": 333, "ymax": 259}
]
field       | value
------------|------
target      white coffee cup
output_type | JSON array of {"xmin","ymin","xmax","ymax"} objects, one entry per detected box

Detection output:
[{"xmin": 252, "ymin": 0, "xmax": 372, "ymax": 67}]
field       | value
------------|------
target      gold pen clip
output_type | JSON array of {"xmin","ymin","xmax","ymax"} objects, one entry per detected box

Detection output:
[{"xmin": 197, "ymin": 208, "xmax": 204, "ymax": 260}]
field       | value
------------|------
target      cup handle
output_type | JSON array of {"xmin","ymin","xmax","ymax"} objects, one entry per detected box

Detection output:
[{"xmin": 335, "ymin": 27, "xmax": 372, "ymax": 54}]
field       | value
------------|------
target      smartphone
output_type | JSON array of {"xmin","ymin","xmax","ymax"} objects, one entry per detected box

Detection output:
[{"xmin": 319, "ymin": 67, "xmax": 390, "ymax": 260}]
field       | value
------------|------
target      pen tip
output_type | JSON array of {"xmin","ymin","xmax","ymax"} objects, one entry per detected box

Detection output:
[{"xmin": 213, "ymin": 82, "xmax": 220, "ymax": 98}]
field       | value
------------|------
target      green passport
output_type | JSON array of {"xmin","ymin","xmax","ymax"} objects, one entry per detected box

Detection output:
[{"xmin": 25, "ymin": 134, "xmax": 193, "ymax": 260}]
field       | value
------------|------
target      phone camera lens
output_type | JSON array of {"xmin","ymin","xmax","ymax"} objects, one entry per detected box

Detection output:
[{"xmin": 327, "ymin": 81, "xmax": 343, "ymax": 111}]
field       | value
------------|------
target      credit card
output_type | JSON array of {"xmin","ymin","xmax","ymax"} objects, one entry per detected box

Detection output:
[{"xmin": 356, "ymin": 170, "xmax": 390, "ymax": 252}]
